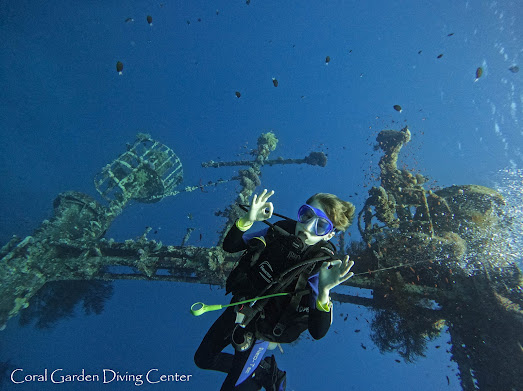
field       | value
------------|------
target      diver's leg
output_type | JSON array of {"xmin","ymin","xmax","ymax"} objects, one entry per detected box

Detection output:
[
  {"xmin": 252, "ymin": 355, "xmax": 286, "ymax": 391},
  {"xmin": 194, "ymin": 306, "xmax": 236, "ymax": 373}
]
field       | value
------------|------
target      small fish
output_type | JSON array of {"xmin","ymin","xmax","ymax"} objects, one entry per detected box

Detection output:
[
  {"xmin": 246, "ymin": 0, "xmax": 251, "ymax": 4},
  {"xmin": 393, "ymin": 104, "xmax": 402, "ymax": 113},
  {"xmin": 474, "ymin": 67, "xmax": 483, "ymax": 81},
  {"xmin": 235, "ymin": 91, "xmax": 241, "ymax": 98},
  {"xmin": 361, "ymin": 343, "xmax": 367, "ymax": 350},
  {"xmin": 435, "ymin": 345, "xmax": 441, "ymax": 349},
  {"xmin": 199, "ymin": 233, "xmax": 203, "ymax": 241},
  {"xmin": 395, "ymin": 359, "xmax": 401, "ymax": 363},
  {"xmin": 508, "ymin": 65, "xmax": 519, "ymax": 73},
  {"xmin": 325, "ymin": 55, "xmax": 331, "ymax": 64},
  {"xmin": 418, "ymin": 50, "xmax": 422, "ymax": 54},
  {"xmin": 447, "ymin": 33, "xmax": 454, "ymax": 36},
  {"xmin": 216, "ymin": 10, "xmax": 219, "ymax": 15},
  {"xmin": 446, "ymin": 376, "xmax": 450, "ymax": 385},
  {"xmin": 344, "ymin": 315, "xmax": 348, "ymax": 321},
  {"xmin": 147, "ymin": 15, "xmax": 153, "ymax": 25},
  {"xmin": 272, "ymin": 77, "xmax": 278, "ymax": 87},
  {"xmin": 125, "ymin": 18, "xmax": 134, "ymax": 23},
  {"xmin": 354, "ymin": 329, "xmax": 361, "ymax": 333},
  {"xmin": 154, "ymin": 230, "xmax": 158, "ymax": 234},
  {"xmin": 116, "ymin": 61, "xmax": 124, "ymax": 75},
  {"xmin": 198, "ymin": 18, "xmax": 202, "ymax": 22},
  {"xmin": 186, "ymin": 20, "xmax": 190, "ymax": 25},
  {"xmin": 437, "ymin": 54, "xmax": 444, "ymax": 59}
]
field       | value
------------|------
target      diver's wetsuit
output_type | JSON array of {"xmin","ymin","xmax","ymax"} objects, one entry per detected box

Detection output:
[{"xmin": 194, "ymin": 219, "xmax": 334, "ymax": 390}]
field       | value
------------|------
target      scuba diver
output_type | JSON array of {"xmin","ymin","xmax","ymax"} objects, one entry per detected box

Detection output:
[{"xmin": 194, "ymin": 189, "xmax": 356, "ymax": 390}]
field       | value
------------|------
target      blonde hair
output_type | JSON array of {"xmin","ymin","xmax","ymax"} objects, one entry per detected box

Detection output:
[{"xmin": 306, "ymin": 193, "xmax": 356, "ymax": 232}]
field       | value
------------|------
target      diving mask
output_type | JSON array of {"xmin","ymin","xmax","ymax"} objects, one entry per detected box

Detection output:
[{"xmin": 297, "ymin": 204, "xmax": 335, "ymax": 236}]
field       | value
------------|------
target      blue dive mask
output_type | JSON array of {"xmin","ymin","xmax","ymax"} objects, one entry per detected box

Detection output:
[{"xmin": 297, "ymin": 204, "xmax": 335, "ymax": 236}]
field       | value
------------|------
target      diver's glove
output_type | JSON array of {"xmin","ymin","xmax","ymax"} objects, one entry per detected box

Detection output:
[
  {"xmin": 317, "ymin": 255, "xmax": 355, "ymax": 305},
  {"xmin": 243, "ymin": 189, "xmax": 275, "ymax": 224}
]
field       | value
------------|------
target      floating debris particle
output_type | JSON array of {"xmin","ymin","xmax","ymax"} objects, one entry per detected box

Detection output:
[
  {"xmin": 125, "ymin": 18, "xmax": 134, "ymax": 23},
  {"xmin": 474, "ymin": 67, "xmax": 483, "ymax": 81},
  {"xmin": 508, "ymin": 65, "xmax": 519, "ymax": 73},
  {"xmin": 393, "ymin": 105, "xmax": 402, "ymax": 113},
  {"xmin": 235, "ymin": 91, "xmax": 241, "ymax": 98},
  {"xmin": 147, "ymin": 15, "xmax": 153, "ymax": 25},
  {"xmin": 216, "ymin": 10, "xmax": 219, "ymax": 15},
  {"xmin": 418, "ymin": 50, "xmax": 422, "ymax": 54},
  {"xmin": 186, "ymin": 20, "xmax": 190, "ymax": 25},
  {"xmin": 198, "ymin": 18, "xmax": 201, "ymax": 22},
  {"xmin": 116, "ymin": 61, "xmax": 124, "ymax": 75},
  {"xmin": 325, "ymin": 55, "xmax": 331, "ymax": 64},
  {"xmin": 272, "ymin": 78, "xmax": 278, "ymax": 87},
  {"xmin": 437, "ymin": 54, "xmax": 443, "ymax": 59},
  {"xmin": 246, "ymin": 0, "xmax": 251, "ymax": 4}
]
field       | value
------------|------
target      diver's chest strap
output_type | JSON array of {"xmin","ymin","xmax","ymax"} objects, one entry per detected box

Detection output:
[{"xmin": 271, "ymin": 272, "xmax": 310, "ymax": 337}]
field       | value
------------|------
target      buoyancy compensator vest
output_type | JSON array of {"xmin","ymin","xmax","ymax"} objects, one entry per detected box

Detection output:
[{"xmin": 225, "ymin": 219, "xmax": 308, "ymax": 296}]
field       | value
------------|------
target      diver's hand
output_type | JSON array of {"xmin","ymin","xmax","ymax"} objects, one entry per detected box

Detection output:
[
  {"xmin": 245, "ymin": 189, "xmax": 275, "ymax": 223},
  {"xmin": 318, "ymin": 255, "xmax": 354, "ymax": 293}
]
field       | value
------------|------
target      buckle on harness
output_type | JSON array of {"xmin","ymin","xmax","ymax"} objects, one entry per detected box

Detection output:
[
  {"xmin": 272, "ymin": 323, "xmax": 285, "ymax": 337},
  {"xmin": 235, "ymin": 304, "xmax": 258, "ymax": 328}
]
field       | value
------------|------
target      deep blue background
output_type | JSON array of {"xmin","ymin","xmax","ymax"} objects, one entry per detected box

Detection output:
[{"xmin": 1, "ymin": 0, "xmax": 521, "ymax": 390}]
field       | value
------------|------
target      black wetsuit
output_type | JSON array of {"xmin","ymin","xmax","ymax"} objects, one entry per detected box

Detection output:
[{"xmin": 194, "ymin": 220, "xmax": 334, "ymax": 390}]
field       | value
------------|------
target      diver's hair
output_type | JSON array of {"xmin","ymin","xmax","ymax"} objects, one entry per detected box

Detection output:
[{"xmin": 306, "ymin": 193, "xmax": 356, "ymax": 232}]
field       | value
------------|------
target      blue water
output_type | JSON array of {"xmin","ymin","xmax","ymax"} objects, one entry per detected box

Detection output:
[{"xmin": 1, "ymin": 0, "xmax": 521, "ymax": 390}]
